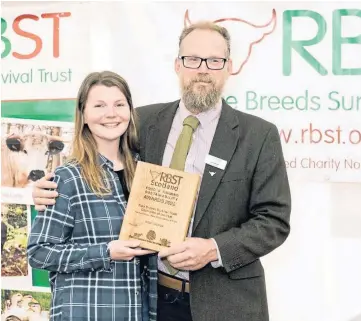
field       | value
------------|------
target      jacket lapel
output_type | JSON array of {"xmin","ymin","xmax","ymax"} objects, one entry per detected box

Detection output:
[
  {"xmin": 145, "ymin": 100, "xmax": 179, "ymax": 166},
  {"xmin": 192, "ymin": 101, "xmax": 240, "ymax": 232}
]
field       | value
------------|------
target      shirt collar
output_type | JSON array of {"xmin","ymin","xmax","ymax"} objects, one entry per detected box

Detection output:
[
  {"xmin": 97, "ymin": 153, "xmax": 114, "ymax": 170},
  {"xmin": 178, "ymin": 100, "xmax": 222, "ymax": 128},
  {"xmin": 97, "ymin": 152, "xmax": 140, "ymax": 171}
]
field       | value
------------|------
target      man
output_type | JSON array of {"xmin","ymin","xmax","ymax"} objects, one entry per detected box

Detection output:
[{"xmin": 32, "ymin": 21, "xmax": 291, "ymax": 321}]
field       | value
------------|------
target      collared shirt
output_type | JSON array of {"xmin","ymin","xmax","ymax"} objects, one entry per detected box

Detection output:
[
  {"xmin": 27, "ymin": 154, "xmax": 158, "ymax": 321},
  {"xmin": 158, "ymin": 100, "xmax": 223, "ymax": 279}
]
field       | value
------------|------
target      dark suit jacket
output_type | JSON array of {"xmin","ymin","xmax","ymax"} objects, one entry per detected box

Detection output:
[{"xmin": 136, "ymin": 99, "xmax": 291, "ymax": 321}]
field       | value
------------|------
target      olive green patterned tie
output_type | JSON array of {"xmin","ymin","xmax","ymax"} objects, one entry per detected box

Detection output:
[
  {"xmin": 163, "ymin": 115, "xmax": 200, "ymax": 275},
  {"xmin": 170, "ymin": 115, "xmax": 200, "ymax": 170}
]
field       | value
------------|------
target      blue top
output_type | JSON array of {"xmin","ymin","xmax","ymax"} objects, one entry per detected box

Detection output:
[{"xmin": 27, "ymin": 154, "xmax": 158, "ymax": 321}]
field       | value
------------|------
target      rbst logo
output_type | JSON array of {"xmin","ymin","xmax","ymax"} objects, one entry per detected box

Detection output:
[
  {"xmin": 184, "ymin": 9, "xmax": 277, "ymax": 75},
  {"xmin": 150, "ymin": 170, "xmax": 161, "ymax": 181},
  {"xmin": 150, "ymin": 170, "xmax": 183, "ymax": 187},
  {"xmin": 283, "ymin": 9, "xmax": 361, "ymax": 76},
  {"xmin": 1, "ymin": 12, "xmax": 71, "ymax": 59},
  {"xmin": 183, "ymin": 8, "xmax": 361, "ymax": 76}
]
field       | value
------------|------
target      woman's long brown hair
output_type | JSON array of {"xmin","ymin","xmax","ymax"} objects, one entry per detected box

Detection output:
[{"xmin": 68, "ymin": 71, "xmax": 139, "ymax": 196}]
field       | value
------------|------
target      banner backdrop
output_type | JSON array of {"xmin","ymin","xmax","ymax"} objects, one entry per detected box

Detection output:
[
  {"xmin": 1, "ymin": 2, "xmax": 90, "ymax": 320},
  {"xmin": 1, "ymin": 2, "xmax": 360, "ymax": 321},
  {"xmin": 111, "ymin": 1, "xmax": 361, "ymax": 184}
]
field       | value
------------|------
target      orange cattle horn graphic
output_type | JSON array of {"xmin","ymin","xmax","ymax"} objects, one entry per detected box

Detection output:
[
  {"xmin": 184, "ymin": 9, "xmax": 192, "ymax": 27},
  {"xmin": 217, "ymin": 9, "xmax": 277, "ymax": 75},
  {"xmin": 183, "ymin": 9, "xmax": 277, "ymax": 76}
]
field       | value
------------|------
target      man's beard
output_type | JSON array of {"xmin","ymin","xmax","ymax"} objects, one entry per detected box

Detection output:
[{"xmin": 181, "ymin": 74, "xmax": 223, "ymax": 113}]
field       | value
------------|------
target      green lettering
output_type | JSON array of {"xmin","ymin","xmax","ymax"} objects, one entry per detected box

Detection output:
[
  {"xmin": 283, "ymin": 10, "xmax": 328, "ymax": 76},
  {"xmin": 225, "ymin": 95, "xmax": 238, "ymax": 108},
  {"xmin": 333, "ymin": 9, "xmax": 361, "ymax": 75},
  {"xmin": 1, "ymin": 18, "xmax": 11, "ymax": 58}
]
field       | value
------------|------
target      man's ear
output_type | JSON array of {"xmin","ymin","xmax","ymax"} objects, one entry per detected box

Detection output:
[
  {"xmin": 227, "ymin": 58, "xmax": 233, "ymax": 75},
  {"xmin": 175, "ymin": 57, "xmax": 181, "ymax": 74}
]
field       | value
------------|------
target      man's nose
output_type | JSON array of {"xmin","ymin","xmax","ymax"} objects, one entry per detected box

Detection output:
[{"xmin": 198, "ymin": 60, "xmax": 209, "ymax": 72}]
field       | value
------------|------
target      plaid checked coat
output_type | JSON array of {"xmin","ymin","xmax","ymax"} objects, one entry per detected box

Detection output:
[{"xmin": 27, "ymin": 155, "xmax": 158, "ymax": 321}]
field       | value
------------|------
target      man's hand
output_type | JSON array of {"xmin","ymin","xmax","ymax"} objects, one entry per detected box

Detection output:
[
  {"xmin": 32, "ymin": 173, "xmax": 58, "ymax": 211},
  {"xmin": 108, "ymin": 240, "xmax": 155, "ymax": 261},
  {"xmin": 158, "ymin": 237, "xmax": 218, "ymax": 271}
]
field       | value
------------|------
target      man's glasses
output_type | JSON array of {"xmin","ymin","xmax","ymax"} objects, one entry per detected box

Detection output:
[{"xmin": 178, "ymin": 56, "xmax": 228, "ymax": 70}]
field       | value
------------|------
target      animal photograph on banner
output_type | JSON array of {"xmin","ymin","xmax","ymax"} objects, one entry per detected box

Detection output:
[
  {"xmin": 1, "ymin": 117, "xmax": 74, "ymax": 205},
  {"xmin": 1, "ymin": 203, "xmax": 28, "ymax": 277},
  {"xmin": 1, "ymin": 289, "xmax": 51, "ymax": 321}
]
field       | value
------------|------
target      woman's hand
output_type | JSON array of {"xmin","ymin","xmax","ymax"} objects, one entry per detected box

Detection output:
[{"xmin": 107, "ymin": 240, "xmax": 155, "ymax": 261}]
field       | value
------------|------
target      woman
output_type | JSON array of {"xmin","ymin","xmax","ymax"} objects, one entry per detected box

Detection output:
[{"xmin": 27, "ymin": 71, "xmax": 158, "ymax": 321}]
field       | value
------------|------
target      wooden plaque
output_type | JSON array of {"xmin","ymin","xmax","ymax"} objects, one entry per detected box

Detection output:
[{"xmin": 119, "ymin": 161, "xmax": 200, "ymax": 251}]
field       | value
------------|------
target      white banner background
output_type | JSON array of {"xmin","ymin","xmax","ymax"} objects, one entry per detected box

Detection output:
[{"xmin": 1, "ymin": 2, "xmax": 360, "ymax": 321}]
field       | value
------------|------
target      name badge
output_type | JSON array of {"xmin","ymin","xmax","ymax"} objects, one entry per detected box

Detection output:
[{"xmin": 205, "ymin": 154, "xmax": 227, "ymax": 170}]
